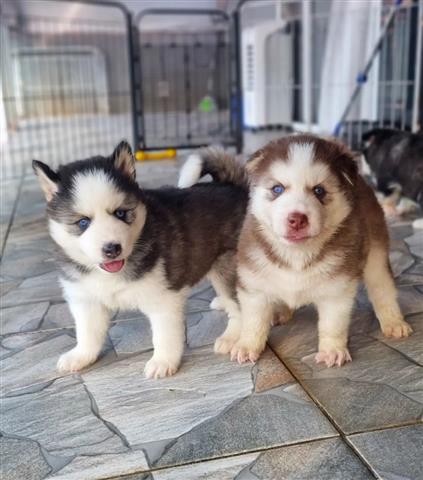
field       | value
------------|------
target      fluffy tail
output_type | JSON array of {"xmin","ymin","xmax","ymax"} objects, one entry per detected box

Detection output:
[{"xmin": 178, "ymin": 146, "xmax": 248, "ymax": 188}]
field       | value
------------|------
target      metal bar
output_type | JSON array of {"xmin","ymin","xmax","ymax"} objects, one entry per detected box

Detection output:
[
  {"xmin": 135, "ymin": 8, "xmax": 229, "ymax": 23},
  {"xmin": 124, "ymin": 12, "xmax": 138, "ymax": 151},
  {"xmin": 334, "ymin": 2, "xmax": 401, "ymax": 135},
  {"xmin": 301, "ymin": 0, "xmax": 313, "ymax": 131},
  {"xmin": 233, "ymin": 9, "xmax": 243, "ymax": 153},
  {"xmin": 412, "ymin": 0, "xmax": 423, "ymax": 132}
]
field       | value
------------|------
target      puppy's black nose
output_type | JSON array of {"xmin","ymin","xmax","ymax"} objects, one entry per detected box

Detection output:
[{"xmin": 102, "ymin": 243, "xmax": 122, "ymax": 259}]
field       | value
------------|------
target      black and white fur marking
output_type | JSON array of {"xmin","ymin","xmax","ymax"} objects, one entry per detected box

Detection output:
[{"xmin": 33, "ymin": 142, "xmax": 248, "ymax": 378}]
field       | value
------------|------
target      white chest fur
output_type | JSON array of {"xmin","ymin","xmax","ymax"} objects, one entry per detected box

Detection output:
[
  {"xmin": 61, "ymin": 263, "xmax": 181, "ymax": 313},
  {"xmin": 241, "ymin": 247, "xmax": 349, "ymax": 308}
]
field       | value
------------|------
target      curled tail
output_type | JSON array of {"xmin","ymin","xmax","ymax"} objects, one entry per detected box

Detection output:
[{"xmin": 178, "ymin": 146, "xmax": 248, "ymax": 188}]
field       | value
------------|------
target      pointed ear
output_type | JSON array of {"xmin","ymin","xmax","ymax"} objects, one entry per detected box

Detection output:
[
  {"xmin": 337, "ymin": 152, "xmax": 359, "ymax": 187},
  {"xmin": 32, "ymin": 160, "xmax": 60, "ymax": 202},
  {"xmin": 112, "ymin": 140, "xmax": 136, "ymax": 179}
]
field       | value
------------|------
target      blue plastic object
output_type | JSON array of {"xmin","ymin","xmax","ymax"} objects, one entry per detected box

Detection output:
[
  {"xmin": 333, "ymin": 122, "xmax": 343, "ymax": 137},
  {"xmin": 356, "ymin": 72, "xmax": 367, "ymax": 84}
]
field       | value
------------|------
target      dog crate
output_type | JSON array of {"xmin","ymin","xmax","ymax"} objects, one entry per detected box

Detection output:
[
  {"xmin": 0, "ymin": 0, "xmax": 136, "ymax": 179},
  {"xmin": 0, "ymin": 1, "xmax": 242, "ymax": 180},
  {"xmin": 1, "ymin": 0, "xmax": 421, "ymax": 179},
  {"xmin": 134, "ymin": 9, "xmax": 242, "ymax": 153}
]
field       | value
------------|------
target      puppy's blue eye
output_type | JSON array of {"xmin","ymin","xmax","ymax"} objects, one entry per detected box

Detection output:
[
  {"xmin": 313, "ymin": 186, "xmax": 326, "ymax": 198},
  {"xmin": 114, "ymin": 209, "xmax": 126, "ymax": 220},
  {"xmin": 78, "ymin": 217, "xmax": 91, "ymax": 231},
  {"xmin": 271, "ymin": 185, "xmax": 285, "ymax": 195}
]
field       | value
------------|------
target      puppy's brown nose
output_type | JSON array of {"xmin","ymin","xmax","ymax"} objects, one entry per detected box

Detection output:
[{"xmin": 288, "ymin": 212, "xmax": 308, "ymax": 231}]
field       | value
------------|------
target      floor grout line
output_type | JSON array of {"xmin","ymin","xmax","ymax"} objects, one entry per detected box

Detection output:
[
  {"xmin": 267, "ymin": 344, "xmax": 380, "ymax": 479},
  {"xmin": 1, "ymin": 172, "xmax": 25, "ymax": 259},
  {"xmin": 101, "ymin": 435, "xmax": 342, "ymax": 480}
]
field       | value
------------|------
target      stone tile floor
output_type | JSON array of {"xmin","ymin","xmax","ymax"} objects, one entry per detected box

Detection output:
[{"xmin": 1, "ymin": 161, "xmax": 423, "ymax": 480}]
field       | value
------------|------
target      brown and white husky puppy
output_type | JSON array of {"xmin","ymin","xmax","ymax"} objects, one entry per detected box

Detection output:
[
  {"xmin": 33, "ymin": 142, "xmax": 248, "ymax": 378},
  {"xmin": 185, "ymin": 135, "xmax": 413, "ymax": 367}
]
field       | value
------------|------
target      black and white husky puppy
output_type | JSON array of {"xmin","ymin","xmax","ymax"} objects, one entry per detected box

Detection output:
[{"xmin": 33, "ymin": 141, "xmax": 248, "ymax": 378}]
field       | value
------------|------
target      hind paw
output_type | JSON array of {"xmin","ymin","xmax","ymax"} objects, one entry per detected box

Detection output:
[
  {"xmin": 382, "ymin": 321, "xmax": 413, "ymax": 339},
  {"xmin": 210, "ymin": 296, "xmax": 224, "ymax": 311},
  {"xmin": 315, "ymin": 349, "xmax": 352, "ymax": 368}
]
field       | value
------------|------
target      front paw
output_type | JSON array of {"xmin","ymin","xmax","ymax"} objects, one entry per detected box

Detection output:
[
  {"xmin": 230, "ymin": 341, "xmax": 264, "ymax": 364},
  {"xmin": 57, "ymin": 348, "xmax": 97, "ymax": 373},
  {"xmin": 382, "ymin": 321, "xmax": 413, "ymax": 339},
  {"xmin": 315, "ymin": 349, "xmax": 352, "ymax": 368},
  {"xmin": 214, "ymin": 334, "xmax": 238, "ymax": 355},
  {"xmin": 144, "ymin": 356, "xmax": 180, "ymax": 379}
]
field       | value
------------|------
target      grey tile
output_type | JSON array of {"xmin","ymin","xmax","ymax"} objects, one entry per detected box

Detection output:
[
  {"xmin": 1, "ymin": 301, "xmax": 49, "ymax": 334},
  {"xmin": 405, "ymin": 231, "xmax": 423, "ymax": 259},
  {"xmin": 349, "ymin": 425, "xmax": 423, "ymax": 480},
  {"xmin": 1, "ymin": 376, "xmax": 128, "ymax": 457},
  {"xmin": 155, "ymin": 384, "xmax": 336, "ymax": 468},
  {"xmin": 397, "ymin": 286, "xmax": 423, "ymax": 316},
  {"xmin": 1, "ymin": 331, "xmax": 54, "ymax": 352},
  {"xmin": 389, "ymin": 242, "xmax": 414, "ymax": 278},
  {"xmin": 370, "ymin": 312, "xmax": 423, "ymax": 366},
  {"xmin": 1, "ymin": 271, "xmax": 63, "ymax": 307},
  {"xmin": 1, "ymin": 332, "xmax": 75, "ymax": 395},
  {"xmin": 302, "ymin": 377, "xmax": 422, "ymax": 434},
  {"xmin": 250, "ymin": 438, "xmax": 373, "ymax": 480},
  {"xmin": 389, "ymin": 223, "xmax": 414, "ymax": 241},
  {"xmin": 0, "ymin": 435, "xmax": 52, "ymax": 480},
  {"xmin": 269, "ymin": 319, "xmax": 423, "ymax": 433},
  {"xmin": 109, "ymin": 316, "xmax": 152, "ymax": 355},
  {"xmin": 0, "ymin": 178, "xmax": 20, "ymax": 251},
  {"xmin": 151, "ymin": 439, "xmax": 372, "ymax": 480},
  {"xmin": 186, "ymin": 309, "xmax": 227, "ymax": 348},
  {"xmin": 50, "ymin": 450, "xmax": 149, "ymax": 480},
  {"xmin": 42, "ymin": 303, "xmax": 74, "ymax": 330},
  {"xmin": 0, "ymin": 278, "xmax": 20, "ymax": 297},
  {"xmin": 152, "ymin": 452, "xmax": 259, "ymax": 480},
  {"xmin": 82, "ymin": 346, "xmax": 254, "ymax": 447},
  {"xmin": 1, "ymin": 248, "xmax": 56, "ymax": 279}
]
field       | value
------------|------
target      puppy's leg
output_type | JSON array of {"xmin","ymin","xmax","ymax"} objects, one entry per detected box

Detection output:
[
  {"xmin": 315, "ymin": 287, "xmax": 356, "ymax": 368},
  {"xmin": 364, "ymin": 246, "xmax": 412, "ymax": 338},
  {"xmin": 57, "ymin": 298, "xmax": 111, "ymax": 373},
  {"xmin": 231, "ymin": 289, "xmax": 272, "ymax": 364},
  {"xmin": 142, "ymin": 293, "xmax": 186, "ymax": 379},
  {"xmin": 208, "ymin": 255, "xmax": 242, "ymax": 355}
]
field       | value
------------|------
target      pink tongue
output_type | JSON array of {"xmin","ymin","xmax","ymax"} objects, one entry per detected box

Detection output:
[{"xmin": 101, "ymin": 259, "xmax": 124, "ymax": 273}]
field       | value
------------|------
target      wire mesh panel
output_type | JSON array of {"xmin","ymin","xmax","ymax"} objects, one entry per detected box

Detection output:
[
  {"xmin": 336, "ymin": 1, "xmax": 422, "ymax": 149},
  {"xmin": 238, "ymin": 0, "xmax": 421, "ymax": 149},
  {"xmin": 0, "ymin": 0, "xmax": 134, "ymax": 179},
  {"xmin": 135, "ymin": 10, "xmax": 241, "ymax": 151}
]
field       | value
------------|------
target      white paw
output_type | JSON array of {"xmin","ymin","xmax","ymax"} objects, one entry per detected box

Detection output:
[
  {"xmin": 57, "ymin": 348, "xmax": 97, "ymax": 373},
  {"xmin": 382, "ymin": 321, "xmax": 413, "ymax": 339},
  {"xmin": 214, "ymin": 334, "xmax": 238, "ymax": 354},
  {"xmin": 144, "ymin": 356, "xmax": 179, "ymax": 379},
  {"xmin": 315, "ymin": 349, "xmax": 352, "ymax": 368},
  {"xmin": 210, "ymin": 296, "xmax": 224, "ymax": 311},
  {"xmin": 230, "ymin": 341, "xmax": 263, "ymax": 364}
]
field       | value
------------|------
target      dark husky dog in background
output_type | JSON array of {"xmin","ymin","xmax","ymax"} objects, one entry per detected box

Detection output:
[
  {"xmin": 33, "ymin": 142, "xmax": 248, "ymax": 378},
  {"xmin": 362, "ymin": 128, "xmax": 423, "ymax": 207}
]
